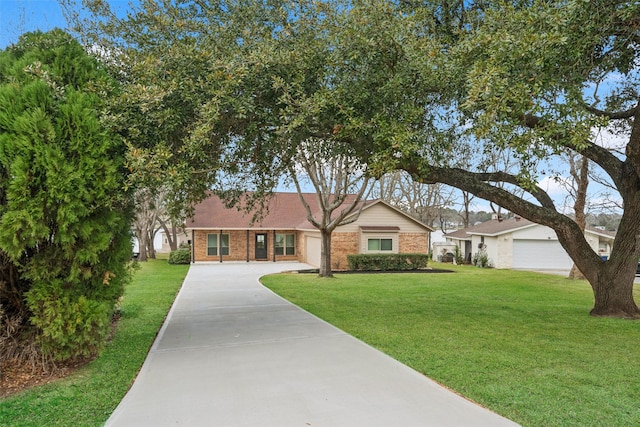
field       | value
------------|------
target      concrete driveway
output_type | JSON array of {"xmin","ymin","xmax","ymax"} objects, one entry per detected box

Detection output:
[{"xmin": 106, "ymin": 262, "xmax": 519, "ymax": 427}]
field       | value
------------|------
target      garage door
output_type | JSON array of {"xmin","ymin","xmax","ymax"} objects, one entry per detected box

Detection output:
[
  {"xmin": 512, "ymin": 240, "xmax": 573, "ymax": 270},
  {"xmin": 305, "ymin": 235, "xmax": 321, "ymax": 267}
]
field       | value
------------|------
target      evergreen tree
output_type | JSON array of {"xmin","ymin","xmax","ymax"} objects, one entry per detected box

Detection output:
[{"xmin": 0, "ymin": 30, "xmax": 134, "ymax": 363}]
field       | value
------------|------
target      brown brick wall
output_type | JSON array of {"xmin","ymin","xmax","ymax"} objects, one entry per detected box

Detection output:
[
  {"xmin": 399, "ymin": 232, "xmax": 428, "ymax": 254},
  {"xmin": 331, "ymin": 232, "xmax": 359, "ymax": 270},
  {"xmin": 192, "ymin": 229, "xmax": 428, "ymax": 265},
  {"xmin": 193, "ymin": 229, "xmax": 301, "ymax": 262},
  {"xmin": 296, "ymin": 231, "xmax": 307, "ymax": 263}
]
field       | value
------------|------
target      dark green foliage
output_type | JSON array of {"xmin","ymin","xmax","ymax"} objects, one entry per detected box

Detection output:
[
  {"xmin": 0, "ymin": 30, "xmax": 133, "ymax": 363},
  {"xmin": 168, "ymin": 249, "xmax": 191, "ymax": 265},
  {"xmin": 347, "ymin": 254, "xmax": 429, "ymax": 271}
]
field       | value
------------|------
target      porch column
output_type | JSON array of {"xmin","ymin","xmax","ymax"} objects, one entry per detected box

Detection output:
[
  {"xmin": 273, "ymin": 230, "xmax": 277, "ymax": 262},
  {"xmin": 246, "ymin": 230, "xmax": 250, "ymax": 262}
]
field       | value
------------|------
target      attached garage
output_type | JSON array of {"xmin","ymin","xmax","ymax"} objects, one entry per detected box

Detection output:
[
  {"xmin": 512, "ymin": 240, "xmax": 573, "ymax": 270},
  {"xmin": 305, "ymin": 235, "xmax": 321, "ymax": 267}
]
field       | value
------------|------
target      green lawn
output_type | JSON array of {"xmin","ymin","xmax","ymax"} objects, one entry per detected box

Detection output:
[
  {"xmin": 261, "ymin": 264, "xmax": 640, "ymax": 427},
  {"xmin": 0, "ymin": 260, "xmax": 189, "ymax": 427}
]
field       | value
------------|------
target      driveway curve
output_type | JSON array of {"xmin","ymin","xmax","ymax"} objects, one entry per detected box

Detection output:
[{"xmin": 106, "ymin": 262, "xmax": 519, "ymax": 427}]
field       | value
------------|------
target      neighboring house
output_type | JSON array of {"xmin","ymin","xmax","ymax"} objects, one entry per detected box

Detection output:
[
  {"xmin": 185, "ymin": 192, "xmax": 433, "ymax": 269},
  {"xmin": 445, "ymin": 216, "xmax": 616, "ymax": 270},
  {"xmin": 158, "ymin": 227, "xmax": 191, "ymax": 253}
]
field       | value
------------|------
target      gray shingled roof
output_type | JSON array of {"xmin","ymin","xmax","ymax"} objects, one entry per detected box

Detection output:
[
  {"xmin": 444, "ymin": 217, "xmax": 535, "ymax": 240},
  {"xmin": 446, "ymin": 216, "xmax": 616, "ymax": 240}
]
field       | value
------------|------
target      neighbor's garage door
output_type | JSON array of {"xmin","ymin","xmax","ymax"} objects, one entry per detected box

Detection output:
[
  {"xmin": 305, "ymin": 235, "xmax": 321, "ymax": 267},
  {"xmin": 512, "ymin": 240, "xmax": 573, "ymax": 270}
]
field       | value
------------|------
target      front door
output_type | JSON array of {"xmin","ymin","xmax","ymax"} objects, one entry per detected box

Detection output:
[{"xmin": 255, "ymin": 233, "xmax": 268, "ymax": 259}]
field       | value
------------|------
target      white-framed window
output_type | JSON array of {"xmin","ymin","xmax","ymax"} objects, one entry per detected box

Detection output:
[
  {"xmin": 275, "ymin": 233, "xmax": 296, "ymax": 255},
  {"xmin": 367, "ymin": 238, "xmax": 393, "ymax": 251},
  {"xmin": 207, "ymin": 233, "xmax": 229, "ymax": 256}
]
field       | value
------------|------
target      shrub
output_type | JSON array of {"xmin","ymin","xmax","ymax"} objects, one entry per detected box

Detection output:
[
  {"xmin": 26, "ymin": 280, "xmax": 112, "ymax": 361},
  {"xmin": 0, "ymin": 30, "xmax": 134, "ymax": 365},
  {"xmin": 347, "ymin": 253, "xmax": 429, "ymax": 271},
  {"xmin": 453, "ymin": 245, "xmax": 465, "ymax": 265},
  {"xmin": 472, "ymin": 250, "xmax": 493, "ymax": 268},
  {"xmin": 168, "ymin": 249, "xmax": 191, "ymax": 264}
]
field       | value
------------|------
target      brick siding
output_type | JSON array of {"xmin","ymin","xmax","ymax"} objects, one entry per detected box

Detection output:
[
  {"xmin": 331, "ymin": 232, "xmax": 359, "ymax": 270},
  {"xmin": 399, "ymin": 232, "xmax": 428, "ymax": 254},
  {"xmin": 193, "ymin": 229, "xmax": 301, "ymax": 262}
]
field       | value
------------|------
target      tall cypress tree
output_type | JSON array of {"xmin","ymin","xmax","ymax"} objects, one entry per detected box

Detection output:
[{"xmin": 0, "ymin": 30, "xmax": 134, "ymax": 363}]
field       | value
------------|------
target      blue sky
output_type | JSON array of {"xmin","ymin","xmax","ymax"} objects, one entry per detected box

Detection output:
[
  {"xmin": 0, "ymin": 0, "xmax": 69, "ymax": 49},
  {"xmin": 0, "ymin": 0, "xmax": 135, "ymax": 49}
]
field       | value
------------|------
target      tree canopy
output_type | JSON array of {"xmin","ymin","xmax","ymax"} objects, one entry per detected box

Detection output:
[{"xmin": 65, "ymin": 0, "xmax": 640, "ymax": 317}]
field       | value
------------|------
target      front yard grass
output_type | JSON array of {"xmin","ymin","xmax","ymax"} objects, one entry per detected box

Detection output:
[
  {"xmin": 0, "ymin": 260, "xmax": 189, "ymax": 426},
  {"xmin": 261, "ymin": 264, "xmax": 640, "ymax": 427}
]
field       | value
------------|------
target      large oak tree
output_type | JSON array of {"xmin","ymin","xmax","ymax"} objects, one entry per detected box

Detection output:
[
  {"xmin": 65, "ymin": 0, "xmax": 640, "ymax": 317},
  {"xmin": 386, "ymin": 0, "xmax": 640, "ymax": 317}
]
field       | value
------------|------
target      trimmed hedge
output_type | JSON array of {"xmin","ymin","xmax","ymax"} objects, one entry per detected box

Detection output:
[
  {"xmin": 168, "ymin": 249, "xmax": 191, "ymax": 264},
  {"xmin": 347, "ymin": 253, "xmax": 429, "ymax": 271}
]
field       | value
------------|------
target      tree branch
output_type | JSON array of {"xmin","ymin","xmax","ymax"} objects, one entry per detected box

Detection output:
[
  {"xmin": 400, "ymin": 159, "xmax": 565, "ymax": 229},
  {"xmin": 520, "ymin": 113, "xmax": 625, "ymax": 187},
  {"xmin": 400, "ymin": 158, "xmax": 603, "ymax": 272},
  {"xmin": 583, "ymin": 104, "xmax": 638, "ymax": 120}
]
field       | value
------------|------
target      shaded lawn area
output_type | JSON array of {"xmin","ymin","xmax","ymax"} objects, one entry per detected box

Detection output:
[
  {"xmin": 0, "ymin": 260, "xmax": 189, "ymax": 427},
  {"xmin": 261, "ymin": 264, "xmax": 640, "ymax": 427}
]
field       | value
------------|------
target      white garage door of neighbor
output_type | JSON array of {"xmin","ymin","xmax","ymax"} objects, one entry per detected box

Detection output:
[
  {"xmin": 512, "ymin": 239, "xmax": 573, "ymax": 270},
  {"xmin": 305, "ymin": 236, "xmax": 321, "ymax": 267}
]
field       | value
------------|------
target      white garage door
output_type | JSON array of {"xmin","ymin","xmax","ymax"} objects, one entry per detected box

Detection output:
[
  {"xmin": 512, "ymin": 240, "xmax": 573, "ymax": 270},
  {"xmin": 305, "ymin": 235, "xmax": 321, "ymax": 267}
]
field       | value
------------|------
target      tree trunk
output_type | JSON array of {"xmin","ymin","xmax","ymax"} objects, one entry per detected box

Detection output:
[
  {"xmin": 158, "ymin": 218, "xmax": 179, "ymax": 251},
  {"xmin": 569, "ymin": 198, "xmax": 640, "ymax": 318},
  {"xmin": 568, "ymin": 155, "xmax": 588, "ymax": 280},
  {"xmin": 568, "ymin": 264, "xmax": 585, "ymax": 280},
  {"xmin": 147, "ymin": 230, "xmax": 156, "ymax": 259},
  {"xmin": 137, "ymin": 241, "xmax": 148, "ymax": 261},
  {"xmin": 171, "ymin": 224, "xmax": 178, "ymax": 251},
  {"xmin": 319, "ymin": 229, "xmax": 333, "ymax": 278},
  {"xmin": 136, "ymin": 227, "xmax": 148, "ymax": 262},
  {"xmin": 589, "ymin": 261, "xmax": 640, "ymax": 318}
]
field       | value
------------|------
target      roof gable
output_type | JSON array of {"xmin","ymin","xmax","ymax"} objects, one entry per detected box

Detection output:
[{"xmin": 342, "ymin": 199, "xmax": 434, "ymax": 232}]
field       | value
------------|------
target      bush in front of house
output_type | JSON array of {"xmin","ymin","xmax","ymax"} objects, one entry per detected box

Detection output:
[
  {"xmin": 168, "ymin": 249, "xmax": 191, "ymax": 264},
  {"xmin": 472, "ymin": 250, "xmax": 493, "ymax": 268},
  {"xmin": 347, "ymin": 254, "xmax": 429, "ymax": 271}
]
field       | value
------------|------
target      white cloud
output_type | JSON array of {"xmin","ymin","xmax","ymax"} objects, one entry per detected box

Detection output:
[
  {"xmin": 538, "ymin": 175, "xmax": 570, "ymax": 196},
  {"xmin": 592, "ymin": 126, "xmax": 627, "ymax": 150}
]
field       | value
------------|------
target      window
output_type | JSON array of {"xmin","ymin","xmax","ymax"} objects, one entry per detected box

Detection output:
[
  {"xmin": 368, "ymin": 238, "xmax": 392, "ymax": 251},
  {"xmin": 207, "ymin": 233, "xmax": 229, "ymax": 256},
  {"xmin": 207, "ymin": 234, "xmax": 216, "ymax": 256},
  {"xmin": 220, "ymin": 234, "xmax": 230, "ymax": 255},
  {"xmin": 275, "ymin": 233, "xmax": 296, "ymax": 255}
]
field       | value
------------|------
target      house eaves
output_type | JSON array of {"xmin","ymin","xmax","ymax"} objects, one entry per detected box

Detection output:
[
  {"xmin": 467, "ymin": 223, "xmax": 538, "ymax": 237},
  {"xmin": 585, "ymin": 227, "xmax": 616, "ymax": 241},
  {"xmin": 444, "ymin": 230, "xmax": 472, "ymax": 241},
  {"xmin": 446, "ymin": 217, "xmax": 538, "ymax": 238}
]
